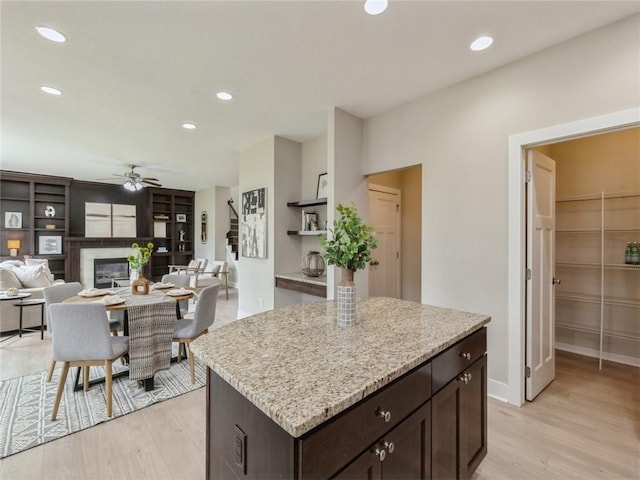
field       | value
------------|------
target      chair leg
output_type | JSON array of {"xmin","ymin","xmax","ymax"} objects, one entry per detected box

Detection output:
[
  {"xmin": 83, "ymin": 366, "xmax": 89, "ymax": 392},
  {"xmin": 105, "ymin": 360, "xmax": 113, "ymax": 417},
  {"xmin": 51, "ymin": 362, "xmax": 69, "ymax": 421},
  {"xmin": 177, "ymin": 342, "xmax": 183, "ymax": 363},
  {"xmin": 47, "ymin": 358, "xmax": 56, "ymax": 382},
  {"xmin": 188, "ymin": 343, "xmax": 195, "ymax": 384}
]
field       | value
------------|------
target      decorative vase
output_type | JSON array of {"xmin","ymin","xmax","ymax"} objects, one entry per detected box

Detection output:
[
  {"xmin": 337, "ymin": 269, "xmax": 356, "ymax": 327},
  {"xmin": 302, "ymin": 251, "xmax": 325, "ymax": 277},
  {"xmin": 130, "ymin": 267, "xmax": 140, "ymax": 283}
]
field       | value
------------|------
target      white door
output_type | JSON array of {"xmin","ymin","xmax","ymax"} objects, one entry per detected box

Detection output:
[
  {"xmin": 526, "ymin": 150, "xmax": 557, "ymax": 400},
  {"xmin": 368, "ymin": 186, "xmax": 401, "ymax": 298}
]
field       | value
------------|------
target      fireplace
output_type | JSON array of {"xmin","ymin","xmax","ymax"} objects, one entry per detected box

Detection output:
[{"xmin": 94, "ymin": 258, "xmax": 129, "ymax": 288}]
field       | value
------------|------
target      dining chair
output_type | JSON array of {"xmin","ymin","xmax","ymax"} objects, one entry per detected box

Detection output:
[
  {"xmin": 43, "ymin": 282, "xmax": 123, "ymax": 382},
  {"xmin": 173, "ymin": 281, "xmax": 220, "ymax": 384},
  {"xmin": 48, "ymin": 303, "xmax": 129, "ymax": 419},
  {"xmin": 161, "ymin": 273, "xmax": 192, "ymax": 317}
]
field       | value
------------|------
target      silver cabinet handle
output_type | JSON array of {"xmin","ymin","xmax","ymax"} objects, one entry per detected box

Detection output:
[
  {"xmin": 460, "ymin": 352, "xmax": 472, "ymax": 360},
  {"xmin": 553, "ymin": 277, "xmax": 561, "ymax": 285},
  {"xmin": 373, "ymin": 447, "xmax": 386, "ymax": 462},
  {"xmin": 457, "ymin": 372, "xmax": 472, "ymax": 384},
  {"xmin": 376, "ymin": 408, "xmax": 391, "ymax": 422},
  {"xmin": 383, "ymin": 441, "xmax": 395, "ymax": 454}
]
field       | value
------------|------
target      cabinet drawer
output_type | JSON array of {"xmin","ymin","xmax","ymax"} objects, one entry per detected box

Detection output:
[
  {"xmin": 299, "ymin": 362, "xmax": 431, "ymax": 479},
  {"xmin": 432, "ymin": 327, "xmax": 486, "ymax": 394}
]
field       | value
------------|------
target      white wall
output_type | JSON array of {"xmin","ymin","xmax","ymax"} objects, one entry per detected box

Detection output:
[
  {"xmin": 329, "ymin": 107, "xmax": 369, "ymax": 299},
  {"xmin": 274, "ymin": 137, "xmax": 303, "ymax": 307},
  {"xmin": 301, "ymin": 134, "xmax": 328, "ymax": 257},
  {"xmin": 194, "ymin": 186, "xmax": 216, "ymax": 261},
  {"xmin": 238, "ymin": 137, "xmax": 275, "ymax": 317},
  {"xmin": 362, "ymin": 15, "xmax": 640, "ymax": 389}
]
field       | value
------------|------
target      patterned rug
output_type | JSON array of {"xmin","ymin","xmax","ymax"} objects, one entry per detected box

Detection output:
[{"xmin": 0, "ymin": 350, "xmax": 205, "ymax": 458}]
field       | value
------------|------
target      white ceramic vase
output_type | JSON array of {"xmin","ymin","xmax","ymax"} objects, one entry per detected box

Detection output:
[{"xmin": 337, "ymin": 269, "xmax": 356, "ymax": 327}]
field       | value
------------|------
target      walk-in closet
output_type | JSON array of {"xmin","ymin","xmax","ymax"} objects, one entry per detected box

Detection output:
[{"xmin": 545, "ymin": 128, "xmax": 639, "ymax": 369}]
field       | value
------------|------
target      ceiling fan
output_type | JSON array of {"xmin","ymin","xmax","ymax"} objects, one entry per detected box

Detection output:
[{"xmin": 110, "ymin": 164, "xmax": 162, "ymax": 191}]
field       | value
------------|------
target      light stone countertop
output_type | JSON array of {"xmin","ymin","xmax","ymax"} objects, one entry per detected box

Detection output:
[
  {"xmin": 275, "ymin": 272, "xmax": 327, "ymax": 286},
  {"xmin": 191, "ymin": 297, "xmax": 490, "ymax": 438}
]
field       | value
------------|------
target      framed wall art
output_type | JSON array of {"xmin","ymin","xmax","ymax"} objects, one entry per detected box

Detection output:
[
  {"xmin": 241, "ymin": 187, "xmax": 267, "ymax": 259},
  {"xmin": 176, "ymin": 213, "xmax": 187, "ymax": 222},
  {"xmin": 316, "ymin": 172, "xmax": 328, "ymax": 199},
  {"xmin": 4, "ymin": 212, "xmax": 22, "ymax": 229},
  {"xmin": 38, "ymin": 235, "xmax": 62, "ymax": 255}
]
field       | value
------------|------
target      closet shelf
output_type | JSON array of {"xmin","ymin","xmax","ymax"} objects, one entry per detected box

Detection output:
[
  {"xmin": 557, "ymin": 227, "xmax": 640, "ymax": 233},
  {"xmin": 556, "ymin": 322, "xmax": 640, "ymax": 341},
  {"xmin": 556, "ymin": 292, "xmax": 640, "ymax": 307},
  {"xmin": 556, "ymin": 190, "xmax": 640, "ymax": 202}
]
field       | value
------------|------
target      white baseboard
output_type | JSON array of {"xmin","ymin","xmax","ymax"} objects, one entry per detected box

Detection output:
[
  {"xmin": 487, "ymin": 378, "xmax": 509, "ymax": 403},
  {"xmin": 556, "ymin": 342, "xmax": 640, "ymax": 368},
  {"xmin": 236, "ymin": 310, "xmax": 250, "ymax": 320}
]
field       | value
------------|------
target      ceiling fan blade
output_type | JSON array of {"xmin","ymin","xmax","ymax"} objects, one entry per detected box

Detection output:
[
  {"xmin": 141, "ymin": 177, "xmax": 159, "ymax": 182},
  {"xmin": 142, "ymin": 180, "xmax": 162, "ymax": 187}
]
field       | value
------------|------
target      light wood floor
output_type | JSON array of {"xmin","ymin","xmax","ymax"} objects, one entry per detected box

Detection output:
[{"xmin": 1, "ymin": 295, "xmax": 638, "ymax": 479}]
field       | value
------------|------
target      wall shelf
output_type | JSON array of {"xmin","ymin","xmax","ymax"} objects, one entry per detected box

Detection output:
[
  {"xmin": 287, "ymin": 230, "xmax": 327, "ymax": 236},
  {"xmin": 287, "ymin": 198, "xmax": 327, "ymax": 208}
]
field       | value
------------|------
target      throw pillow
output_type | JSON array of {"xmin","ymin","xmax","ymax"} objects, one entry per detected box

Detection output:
[
  {"xmin": 0, "ymin": 260, "xmax": 26, "ymax": 269},
  {"xmin": 0, "ymin": 268, "xmax": 22, "ymax": 290},
  {"xmin": 25, "ymin": 258, "xmax": 50, "ymax": 268},
  {"xmin": 11, "ymin": 264, "xmax": 54, "ymax": 288},
  {"xmin": 187, "ymin": 259, "xmax": 200, "ymax": 271}
]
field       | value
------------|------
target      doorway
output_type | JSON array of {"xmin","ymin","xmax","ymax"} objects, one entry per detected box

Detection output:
[
  {"xmin": 508, "ymin": 107, "xmax": 640, "ymax": 406},
  {"xmin": 368, "ymin": 165, "xmax": 422, "ymax": 302}
]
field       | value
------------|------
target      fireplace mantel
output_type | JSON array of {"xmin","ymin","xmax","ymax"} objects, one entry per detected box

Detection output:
[{"xmin": 66, "ymin": 237, "xmax": 153, "ymax": 282}]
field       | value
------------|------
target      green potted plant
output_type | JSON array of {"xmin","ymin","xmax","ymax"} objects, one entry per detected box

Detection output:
[
  {"xmin": 127, "ymin": 241, "xmax": 154, "ymax": 281},
  {"xmin": 320, "ymin": 203, "xmax": 377, "ymax": 326}
]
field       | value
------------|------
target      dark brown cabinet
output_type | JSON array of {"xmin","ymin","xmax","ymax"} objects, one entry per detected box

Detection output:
[
  {"xmin": 0, "ymin": 171, "xmax": 70, "ymax": 280},
  {"xmin": 148, "ymin": 188, "xmax": 194, "ymax": 281},
  {"xmin": 206, "ymin": 327, "xmax": 487, "ymax": 480},
  {"xmin": 432, "ymin": 355, "xmax": 487, "ymax": 480}
]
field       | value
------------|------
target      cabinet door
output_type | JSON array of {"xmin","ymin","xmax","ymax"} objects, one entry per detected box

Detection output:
[
  {"xmin": 382, "ymin": 401, "xmax": 431, "ymax": 479},
  {"xmin": 432, "ymin": 355, "xmax": 487, "ymax": 480},
  {"xmin": 460, "ymin": 355, "xmax": 487, "ymax": 478},
  {"xmin": 432, "ymin": 374, "xmax": 461, "ymax": 479},
  {"xmin": 333, "ymin": 449, "xmax": 382, "ymax": 480}
]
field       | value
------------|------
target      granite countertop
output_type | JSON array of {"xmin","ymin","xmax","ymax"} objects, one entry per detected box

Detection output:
[
  {"xmin": 275, "ymin": 272, "xmax": 327, "ymax": 286},
  {"xmin": 191, "ymin": 297, "xmax": 490, "ymax": 438}
]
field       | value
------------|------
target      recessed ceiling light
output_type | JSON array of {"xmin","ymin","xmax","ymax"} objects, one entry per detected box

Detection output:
[
  {"xmin": 35, "ymin": 26, "xmax": 67, "ymax": 43},
  {"xmin": 216, "ymin": 91, "xmax": 233, "ymax": 101},
  {"xmin": 182, "ymin": 123, "xmax": 196, "ymax": 129},
  {"xmin": 40, "ymin": 86, "xmax": 62, "ymax": 96},
  {"xmin": 470, "ymin": 36, "xmax": 494, "ymax": 51},
  {"xmin": 364, "ymin": 0, "xmax": 388, "ymax": 15}
]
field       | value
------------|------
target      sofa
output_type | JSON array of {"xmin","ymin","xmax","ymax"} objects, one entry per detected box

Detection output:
[{"xmin": 0, "ymin": 258, "xmax": 63, "ymax": 334}]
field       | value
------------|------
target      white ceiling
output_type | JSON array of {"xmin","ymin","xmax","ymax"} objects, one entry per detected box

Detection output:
[{"xmin": 2, "ymin": 1, "xmax": 639, "ymax": 191}]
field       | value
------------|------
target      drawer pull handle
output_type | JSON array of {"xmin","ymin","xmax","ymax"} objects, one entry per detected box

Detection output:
[
  {"xmin": 376, "ymin": 408, "xmax": 391, "ymax": 422},
  {"xmin": 457, "ymin": 372, "xmax": 472, "ymax": 384},
  {"xmin": 373, "ymin": 447, "xmax": 386, "ymax": 462},
  {"xmin": 383, "ymin": 441, "xmax": 395, "ymax": 454},
  {"xmin": 460, "ymin": 352, "xmax": 472, "ymax": 360}
]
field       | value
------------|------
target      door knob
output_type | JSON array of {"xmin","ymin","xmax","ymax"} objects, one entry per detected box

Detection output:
[{"xmin": 553, "ymin": 277, "xmax": 561, "ymax": 285}]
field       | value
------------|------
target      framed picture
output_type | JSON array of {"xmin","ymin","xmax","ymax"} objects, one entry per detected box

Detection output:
[
  {"xmin": 4, "ymin": 212, "xmax": 22, "ymax": 229},
  {"xmin": 241, "ymin": 187, "xmax": 267, "ymax": 259},
  {"xmin": 176, "ymin": 213, "xmax": 187, "ymax": 222},
  {"xmin": 316, "ymin": 173, "xmax": 328, "ymax": 199},
  {"xmin": 38, "ymin": 235, "xmax": 62, "ymax": 255}
]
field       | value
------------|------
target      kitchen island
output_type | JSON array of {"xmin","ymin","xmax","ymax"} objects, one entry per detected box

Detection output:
[{"xmin": 191, "ymin": 297, "xmax": 490, "ymax": 479}]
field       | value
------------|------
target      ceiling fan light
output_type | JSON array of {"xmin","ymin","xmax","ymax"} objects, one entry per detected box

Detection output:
[
  {"xmin": 134, "ymin": 182, "xmax": 143, "ymax": 191},
  {"xmin": 124, "ymin": 181, "xmax": 136, "ymax": 191}
]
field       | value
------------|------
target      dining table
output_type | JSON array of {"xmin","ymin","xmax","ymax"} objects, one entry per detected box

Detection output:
[{"xmin": 63, "ymin": 284, "xmax": 196, "ymax": 391}]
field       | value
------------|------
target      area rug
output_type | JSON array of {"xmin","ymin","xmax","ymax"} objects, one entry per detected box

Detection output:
[{"xmin": 0, "ymin": 351, "xmax": 206, "ymax": 458}]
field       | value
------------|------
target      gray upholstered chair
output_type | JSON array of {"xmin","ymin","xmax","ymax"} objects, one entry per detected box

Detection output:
[
  {"xmin": 161, "ymin": 273, "xmax": 192, "ymax": 317},
  {"xmin": 48, "ymin": 303, "xmax": 129, "ymax": 419},
  {"xmin": 43, "ymin": 282, "xmax": 123, "ymax": 382},
  {"xmin": 173, "ymin": 281, "xmax": 220, "ymax": 384}
]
